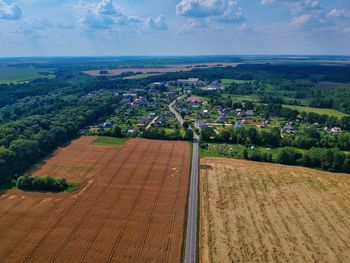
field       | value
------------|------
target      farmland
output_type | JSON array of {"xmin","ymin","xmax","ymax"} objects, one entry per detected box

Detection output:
[
  {"xmin": 200, "ymin": 157, "xmax": 350, "ymax": 263},
  {"xmin": 0, "ymin": 136, "xmax": 191, "ymax": 263},
  {"xmin": 0, "ymin": 66, "xmax": 55, "ymax": 84},
  {"xmin": 283, "ymin": 104, "xmax": 348, "ymax": 118},
  {"xmin": 82, "ymin": 62, "xmax": 239, "ymax": 76}
]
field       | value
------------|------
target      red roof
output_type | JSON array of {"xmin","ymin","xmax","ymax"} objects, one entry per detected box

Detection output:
[{"xmin": 188, "ymin": 96, "xmax": 203, "ymax": 103}]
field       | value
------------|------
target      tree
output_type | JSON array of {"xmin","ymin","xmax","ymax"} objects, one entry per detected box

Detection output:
[
  {"xmin": 276, "ymin": 148, "xmax": 302, "ymax": 165},
  {"xmin": 184, "ymin": 129, "xmax": 194, "ymax": 141},
  {"xmin": 201, "ymin": 127, "xmax": 216, "ymax": 142},
  {"xmin": 111, "ymin": 125, "xmax": 122, "ymax": 137},
  {"xmin": 182, "ymin": 121, "xmax": 189, "ymax": 130}
]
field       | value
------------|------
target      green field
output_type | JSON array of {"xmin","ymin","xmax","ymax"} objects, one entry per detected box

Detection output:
[
  {"xmin": 123, "ymin": 73, "xmax": 162, "ymax": 80},
  {"xmin": 0, "ymin": 66, "xmax": 55, "ymax": 84},
  {"xmin": 221, "ymin": 79, "xmax": 252, "ymax": 85},
  {"xmin": 283, "ymin": 105, "xmax": 348, "ymax": 118},
  {"xmin": 91, "ymin": 136, "xmax": 129, "ymax": 147}
]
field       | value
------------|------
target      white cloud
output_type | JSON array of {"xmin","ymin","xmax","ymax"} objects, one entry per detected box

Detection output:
[
  {"xmin": 178, "ymin": 18, "xmax": 209, "ymax": 33},
  {"xmin": 176, "ymin": 0, "xmax": 245, "ymax": 24},
  {"xmin": 261, "ymin": 0, "xmax": 330, "ymax": 30},
  {"xmin": 144, "ymin": 15, "xmax": 168, "ymax": 31},
  {"xmin": 76, "ymin": 0, "xmax": 166, "ymax": 35},
  {"xmin": 0, "ymin": 0, "xmax": 22, "ymax": 20},
  {"xmin": 328, "ymin": 8, "xmax": 350, "ymax": 19}
]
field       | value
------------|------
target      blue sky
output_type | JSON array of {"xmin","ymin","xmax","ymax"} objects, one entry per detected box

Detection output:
[{"xmin": 0, "ymin": 0, "xmax": 350, "ymax": 56}]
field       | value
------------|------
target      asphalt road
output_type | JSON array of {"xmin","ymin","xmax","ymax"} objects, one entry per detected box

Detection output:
[
  {"xmin": 169, "ymin": 97, "xmax": 199, "ymax": 263},
  {"xmin": 169, "ymin": 99, "xmax": 185, "ymax": 126},
  {"xmin": 184, "ymin": 141, "xmax": 199, "ymax": 263}
]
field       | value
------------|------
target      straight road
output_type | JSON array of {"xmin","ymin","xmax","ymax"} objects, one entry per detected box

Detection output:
[
  {"xmin": 168, "ymin": 96, "xmax": 199, "ymax": 263},
  {"xmin": 184, "ymin": 141, "xmax": 199, "ymax": 263}
]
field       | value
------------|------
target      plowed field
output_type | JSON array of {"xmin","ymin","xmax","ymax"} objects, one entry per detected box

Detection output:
[
  {"xmin": 0, "ymin": 137, "xmax": 191, "ymax": 263},
  {"xmin": 200, "ymin": 158, "xmax": 350, "ymax": 263}
]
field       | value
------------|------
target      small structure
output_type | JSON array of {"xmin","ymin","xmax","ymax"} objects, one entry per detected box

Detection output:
[
  {"xmin": 194, "ymin": 120, "xmax": 208, "ymax": 132},
  {"xmin": 177, "ymin": 78, "xmax": 204, "ymax": 86},
  {"xmin": 242, "ymin": 118, "xmax": 249, "ymax": 124},
  {"xmin": 234, "ymin": 123, "xmax": 244, "ymax": 129},
  {"xmin": 246, "ymin": 110, "xmax": 254, "ymax": 116},
  {"xmin": 260, "ymin": 120, "xmax": 269, "ymax": 128},
  {"xmin": 187, "ymin": 96, "xmax": 203, "ymax": 104},
  {"xmin": 103, "ymin": 122, "xmax": 113, "ymax": 128},
  {"xmin": 282, "ymin": 123, "xmax": 294, "ymax": 134},
  {"xmin": 331, "ymin": 127, "xmax": 342, "ymax": 135}
]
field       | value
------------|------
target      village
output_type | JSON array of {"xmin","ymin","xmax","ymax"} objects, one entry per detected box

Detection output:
[{"xmin": 82, "ymin": 77, "xmax": 346, "ymax": 143}]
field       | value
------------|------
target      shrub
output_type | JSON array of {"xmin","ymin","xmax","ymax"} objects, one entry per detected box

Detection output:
[{"xmin": 17, "ymin": 175, "xmax": 68, "ymax": 192}]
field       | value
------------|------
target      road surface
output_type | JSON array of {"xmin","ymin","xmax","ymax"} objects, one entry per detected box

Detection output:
[
  {"xmin": 168, "ymin": 96, "xmax": 199, "ymax": 263},
  {"xmin": 169, "ymin": 98, "xmax": 185, "ymax": 126},
  {"xmin": 184, "ymin": 141, "xmax": 199, "ymax": 263}
]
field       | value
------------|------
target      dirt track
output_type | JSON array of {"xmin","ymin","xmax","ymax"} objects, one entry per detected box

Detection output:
[
  {"xmin": 0, "ymin": 137, "xmax": 190, "ymax": 263},
  {"xmin": 200, "ymin": 157, "xmax": 350, "ymax": 263}
]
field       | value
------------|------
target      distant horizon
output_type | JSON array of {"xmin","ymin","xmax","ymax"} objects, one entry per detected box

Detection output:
[{"xmin": 1, "ymin": 54, "xmax": 350, "ymax": 59}]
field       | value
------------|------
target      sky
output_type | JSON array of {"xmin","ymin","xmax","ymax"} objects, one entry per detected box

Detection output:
[{"xmin": 0, "ymin": 0, "xmax": 350, "ymax": 56}]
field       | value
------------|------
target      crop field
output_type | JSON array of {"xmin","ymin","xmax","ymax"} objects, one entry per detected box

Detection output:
[
  {"xmin": 0, "ymin": 66, "xmax": 55, "ymax": 84},
  {"xmin": 200, "ymin": 157, "xmax": 350, "ymax": 263},
  {"xmin": 82, "ymin": 62, "xmax": 239, "ymax": 76},
  {"xmin": 0, "ymin": 136, "xmax": 191, "ymax": 263},
  {"xmin": 283, "ymin": 104, "xmax": 348, "ymax": 118}
]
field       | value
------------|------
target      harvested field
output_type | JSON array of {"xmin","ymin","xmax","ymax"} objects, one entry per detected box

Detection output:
[
  {"xmin": 0, "ymin": 137, "xmax": 191, "ymax": 263},
  {"xmin": 200, "ymin": 157, "xmax": 350, "ymax": 263},
  {"xmin": 83, "ymin": 63, "xmax": 239, "ymax": 76}
]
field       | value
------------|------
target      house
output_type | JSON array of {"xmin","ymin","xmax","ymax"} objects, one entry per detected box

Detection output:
[
  {"xmin": 148, "ymin": 88, "xmax": 160, "ymax": 96},
  {"xmin": 183, "ymin": 89, "xmax": 192, "ymax": 95},
  {"xmin": 151, "ymin": 82, "xmax": 163, "ymax": 87},
  {"xmin": 177, "ymin": 78, "xmax": 204, "ymax": 86},
  {"xmin": 246, "ymin": 110, "xmax": 254, "ymax": 116},
  {"xmin": 127, "ymin": 128, "xmax": 135, "ymax": 135},
  {"xmin": 165, "ymin": 92, "xmax": 176, "ymax": 98},
  {"xmin": 282, "ymin": 123, "xmax": 294, "ymax": 133},
  {"xmin": 242, "ymin": 118, "xmax": 249, "ymax": 124},
  {"xmin": 331, "ymin": 127, "xmax": 342, "ymax": 135},
  {"xmin": 187, "ymin": 96, "xmax": 203, "ymax": 104},
  {"xmin": 236, "ymin": 111, "xmax": 246, "ymax": 120},
  {"xmin": 194, "ymin": 120, "xmax": 208, "ymax": 132},
  {"xmin": 260, "ymin": 120, "xmax": 269, "ymax": 128},
  {"xmin": 216, "ymin": 116, "xmax": 225, "ymax": 124}
]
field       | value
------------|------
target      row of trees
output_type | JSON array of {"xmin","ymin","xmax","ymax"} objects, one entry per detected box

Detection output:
[
  {"xmin": 142, "ymin": 127, "xmax": 193, "ymax": 141},
  {"xmin": 201, "ymin": 125, "xmax": 350, "ymax": 152}
]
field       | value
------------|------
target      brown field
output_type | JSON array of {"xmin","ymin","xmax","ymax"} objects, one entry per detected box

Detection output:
[
  {"xmin": 82, "ymin": 63, "xmax": 239, "ymax": 76},
  {"xmin": 200, "ymin": 157, "xmax": 350, "ymax": 263},
  {"xmin": 0, "ymin": 136, "xmax": 191, "ymax": 263}
]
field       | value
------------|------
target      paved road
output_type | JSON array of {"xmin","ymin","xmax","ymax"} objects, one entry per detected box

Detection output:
[
  {"xmin": 168, "ymin": 97, "xmax": 199, "ymax": 263},
  {"xmin": 169, "ymin": 98, "xmax": 185, "ymax": 126},
  {"xmin": 184, "ymin": 141, "xmax": 199, "ymax": 263}
]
